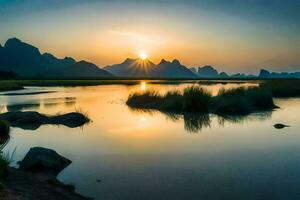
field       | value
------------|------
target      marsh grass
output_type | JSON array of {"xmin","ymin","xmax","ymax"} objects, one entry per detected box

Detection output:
[
  {"xmin": 260, "ymin": 80, "xmax": 300, "ymax": 97},
  {"xmin": 126, "ymin": 86, "xmax": 212, "ymax": 113},
  {"xmin": 211, "ymin": 87, "xmax": 276, "ymax": 115},
  {"xmin": 211, "ymin": 95, "xmax": 252, "ymax": 115},
  {"xmin": 127, "ymin": 86, "xmax": 277, "ymax": 116},
  {"xmin": 182, "ymin": 86, "xmax": 211, "ymax": 112},
  {"xmin": 126, "ymin": 91, "xmax": 162, "ymax": 109},
  {"xmin": 160, "ymin": 90, "xmax": 183, "ymax": 111}
]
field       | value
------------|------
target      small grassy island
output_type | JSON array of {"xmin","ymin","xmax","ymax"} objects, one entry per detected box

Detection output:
[{"xmin": 126, "ymin": 86, "xmax": 277, "ymax": 115}]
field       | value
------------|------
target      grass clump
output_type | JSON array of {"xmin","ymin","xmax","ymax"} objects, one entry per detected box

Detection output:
[
  {"xmin": 246, "ymin": 87, "xmax": 275, "ymax": 109},
  {"xmin": 211, "ymin": 94, "xmax": 251, "ymax": 115},
  {"xmin": 126, "ymin": 91, "xmax": 162, "ymax": 109},
  {"xmin": 182, "ymin": 86, "xmax": 211, "ymax": 113},
  {"xmin": 127, "ymin": 86, "xmax": 277, "ymax": 116},
  {"xmin": 160, "ymin": 90, "xmax": 183, "ymax": 111},
  {"xmin": 211, "ymin": 87, "xmax": 276, "ymax": 115},
  {"xmin": 126, "ymin": 86, "xmax": 211, "ymax": 113},
  {"xmin": 260, "ymin": 80, "xmax": 300, "ymax": 97}
]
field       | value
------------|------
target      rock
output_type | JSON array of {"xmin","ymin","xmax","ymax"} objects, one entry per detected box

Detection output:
[
  {"xmin": 19, "ymin": 147, "xmax": 72, "ymax": 175},
  {"xmin": 0, "ymin": 111, "xmax": 90, "ymax": 130},
  {"xmin": 273, "ymin": 123, "xmax": 290, "ymax": 129},
  {"xmin": 49, "ymin": 112, "xmax": 90, "ymax": 128}
]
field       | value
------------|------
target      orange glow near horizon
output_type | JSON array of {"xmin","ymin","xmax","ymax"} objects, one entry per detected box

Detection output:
[
  {"xmin": 1, "ymin": 0, "xmax": 298, "ymax": 74},
  {"xmin": 139, "ymin": 53, "xmax": 148, "ymax": 60}
]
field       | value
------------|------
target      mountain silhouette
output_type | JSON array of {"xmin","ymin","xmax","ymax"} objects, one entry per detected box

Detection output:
[
  {"xmin": 46, "ymin": 60, "xmax": 112, "ymax": 78},
  {"xmin": 42, "ymin": 53, "xmax": 76, "ymax": 71},
  {"xmin": 195, "ymin": 65, "xmax": 231, "ymax": 78},
  {"xmin": 0, "ymin": 38, "xmax": 44, "ymax": 75},
  {"xmin": 259, "ymin": 69, "xmax": 300, "ymax": 78},
  {"xmin": 0, "ymin": 38, "xmax": 113, "ymax": 78},
  {"xmin": 152, "ymin": 59, "xmax": 196, "ymax": 78},
  {"xmin": 198, "ymin": 65, "xmax": 219, "ymax": 77},
  {"xmin": 1, "ymin": 38, "xmax": 298, "ymax": 79},
  {"xmin": 104, "ymin": 58, "xmax": 157, "ymax": 77},
  {"xmin": 104, "ymin": 58, "xmax": 196, "ymax": 78}
]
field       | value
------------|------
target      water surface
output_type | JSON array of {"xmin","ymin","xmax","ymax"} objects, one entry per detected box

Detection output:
[{"xmin": 1, "ymin": 82, "xmax": 300, "ymax": 200}]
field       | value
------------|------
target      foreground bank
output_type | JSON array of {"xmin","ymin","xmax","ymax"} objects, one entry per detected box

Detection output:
[
  {"xmin": 1, "ymin": 167, "xmax": 92, "ymax": 200},
  {"xmin": 0, "ymin": 147, "xmax": 93, "ymax": 200}
]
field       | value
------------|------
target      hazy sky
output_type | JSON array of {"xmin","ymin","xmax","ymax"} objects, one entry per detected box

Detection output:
[{"xmin": 0, "ymin": 0, "xmax": 299, "ymax": 73}]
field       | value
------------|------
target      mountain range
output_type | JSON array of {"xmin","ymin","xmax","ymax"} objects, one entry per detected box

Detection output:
[
  {"xmin": 259, "ymin": 69, "xmax": 300, "ymax": 79},
  {"xmin": 190, "ymin": 65, "xmax": 256, "ymax": 78},
  {"xmin": 0, "ymin": 38, "xmax": 299, "ymax": 79},
  {"xmin": 104, "ymin": 58, "xmax": 197, "ymax": 78},
  {"xmin": 0, "ymin": 38, "xmax": 112, "ymax": 78}
]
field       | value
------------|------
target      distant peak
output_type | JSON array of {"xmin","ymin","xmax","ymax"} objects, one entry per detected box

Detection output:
[
  {"xmin": 42, "ymin": 53, "xmax": 55, "ymax": 58},
  {"xmin": 200, "ymin": 65, "xmax": 214, "ymax": 69},
  {"xmin": 63, "ymin": 57, "xmax": 76, "ymax": 62},
  {"xmin": 123, "ymin": 58, "xmax": 137, "ymax": 63},
  {"xmin": 159, "ymin": 59, "xmax": 169, "ymax": 65},
  {"xmin": 7, "ymin": 37, "xmax": 21, "ymax": 43},
  {"xmin": 77, "ymin": 60, "xmax": 92, "ymax": 65},
  {"xmin": 4, "ymin": 37, "xmax": 22, "ymax": 47},
  {"xmin": 172, "ymin": 59, "xmax": 181, "ymax": 65}
]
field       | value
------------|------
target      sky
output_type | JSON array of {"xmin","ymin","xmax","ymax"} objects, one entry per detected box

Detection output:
[{"xmin": 0, "ymin": 0, "xmax": 299, "ymax": 73}]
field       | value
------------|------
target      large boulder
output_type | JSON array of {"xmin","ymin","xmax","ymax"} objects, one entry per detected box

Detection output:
[{"xmin": 19, "ymin": 147, "xmax": 72, "ymax": 175}]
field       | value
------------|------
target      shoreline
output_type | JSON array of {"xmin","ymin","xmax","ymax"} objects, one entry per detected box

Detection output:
[
  {"xmin": 0, "ymin": 167, "xmax": 92, "ymax": 200},
  {"xmin": 0, "ymin": 79, "xmax": 299, "ymax": 98}
]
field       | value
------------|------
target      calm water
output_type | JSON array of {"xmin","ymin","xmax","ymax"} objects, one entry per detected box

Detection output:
[{"xmin": 1, "ymin": 82, "xmax": 300, "ymax": 200}]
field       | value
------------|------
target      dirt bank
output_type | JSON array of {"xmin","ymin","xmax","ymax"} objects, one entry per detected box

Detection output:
[{"xmin": 0, "ymin": 167, "xmax": 92, "ymax": 200}]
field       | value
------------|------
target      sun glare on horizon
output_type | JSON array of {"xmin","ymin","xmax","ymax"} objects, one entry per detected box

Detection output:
[{"xmin": 139, "ymin": 53, "xmax": 148, "ymax": 60}]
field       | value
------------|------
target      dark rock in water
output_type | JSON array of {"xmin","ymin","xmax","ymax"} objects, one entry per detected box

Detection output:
[
  {"xmin": 19, "ymin": 147, "xmax": 72, "ymax": 175},
  {"xmin": 274, "ymin": 123, "xmax": 290, "ymax": 129},
  {"xmin": 0, "ymin": 111, "xmax": 90, "ymax": 130},
  {"xmin": 48, "ymin": 112, "xmax": 90, "ymax": 128}
]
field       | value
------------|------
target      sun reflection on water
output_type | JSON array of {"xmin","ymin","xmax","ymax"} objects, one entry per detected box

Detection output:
[{"xmin": 140, "ymin": 81, "xmax": 147, "ymax": 91}]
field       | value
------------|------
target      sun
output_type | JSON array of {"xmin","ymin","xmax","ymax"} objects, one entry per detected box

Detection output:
[{"xmin": 139, "ymin": 53, "xmax": 148, "ymax": 60}]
